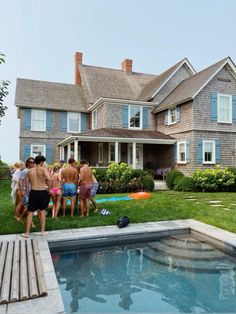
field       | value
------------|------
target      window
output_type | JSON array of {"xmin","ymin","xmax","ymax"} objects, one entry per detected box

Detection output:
[
  {"xmin": 31, "ymin": 145, "xmax": 45, "ymax": 158},
  {"xmin": 203, "ymin": 140, "xmax": 215, "ymax": 164},
  {"xmin": 177, "ymin": 141, "xmax": 186, "ymax": 163},
  {"xmin": 68, "ymin": 112, "xmax": 80, "ymax": 132},
  {"xmin": 109, "ymin": 143, "xmax": 115, "ymax": 162},
  {"xmin": 169, "ymin": 108, "xmax": 177, "ymax": 124},
  {"xmin": 31, "ymin": 109, "xmax": 46, "ymax": 131},
  {"xmin": 99, "ymin": 143, "xmax": 103, "ymax": 163},
  {"xmin": 218, "ymin": 94, "xmax": 232, "ymax": 123},
  {"xmin": 129, "ymin": 106, "xmax": 141, "ymax": 129},
  {"xmin": 92, "ymin": 110, "xmax": 98, "ymax": 129}
]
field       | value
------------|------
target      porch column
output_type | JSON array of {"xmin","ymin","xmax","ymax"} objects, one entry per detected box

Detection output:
[
  {"xmin": 115, "ymin": 141, "xmax": 119, "ymax": 163},
  {"xmin": 59, "ymin": 146, "xmax": 64, "ymax": 161},
  {"xmin": 132, "ymin": 142, "xmax": 136, "ymax": 169},
  {"xmin": 67, "ymin": 143, "xmax": 71, "ymax": 158},
  {"xmin": 74, "ymin": 139, "xmax": 78, "ymax": 161}
]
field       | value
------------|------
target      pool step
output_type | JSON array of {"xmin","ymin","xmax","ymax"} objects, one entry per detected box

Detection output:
[
  {"xmin": 0, "ymin": 239, "xmax": 47, "ymax": 304},
  {"xmin": 142, "ymin": 236, "xmax": 236, "ymax": 273}
]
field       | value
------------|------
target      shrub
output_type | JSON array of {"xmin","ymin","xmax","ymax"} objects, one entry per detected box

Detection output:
[
  {"xmin": 131, "ymin": 169, "xmax": 147, "ymax": 179},
  {"xmin": 192, "ymin": 166, "xmax": 236, "ymax": 192},
  {"xmin": 94, "ymin": 168, "xmax": 107, "ymax": 181},
  {"xmin": 105, "ymin": 162, "xmax": 133, "ymax": 182},
  {"xmin": 127, "ymin": 177, "xmax": 143, "ymax": 192},
  {"xmin": 142, "ymin": 175, "xmax": 155, "ymax": 192},
  {"xmin": 165, "ymin": 169, "xmax": 184, "ymax": 190},
  {"xmin": 174, "ymin": 176, "xmax": 196, "ymax": 192}
]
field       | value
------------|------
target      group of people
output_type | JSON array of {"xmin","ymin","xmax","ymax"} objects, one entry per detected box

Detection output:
[{"xmin": 11, "ymin": 156, "xmax": 99, "ymax": 238}]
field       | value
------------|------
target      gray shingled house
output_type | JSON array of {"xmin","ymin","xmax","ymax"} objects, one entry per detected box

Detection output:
[{"xmin": 14, "ymin": 52, "xmax": 236, "ymax": 175}]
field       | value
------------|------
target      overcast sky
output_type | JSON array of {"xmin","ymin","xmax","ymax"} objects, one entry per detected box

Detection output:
[{"xmin": 0, "ymin": 0, "xmax": 235, "ymax": 164}]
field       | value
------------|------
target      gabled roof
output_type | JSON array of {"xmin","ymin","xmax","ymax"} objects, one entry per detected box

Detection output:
[
  {"xmin": 153, "ymin": 57, "xmax": 235, "ymax": 113},
  {"xmin": 137, "ymin": 58, "xmax": 196, "ymax": 101},
  {"xmin": 14, "ymin": 78, "xmax": 88, "ymax": 111},
  {"xmin": 78, "ymin": 65, "xmax": 156, "ymax": 104},
  {"xmin": 58, "ymin": 128, "xmax": 176, "ymax": 146}
]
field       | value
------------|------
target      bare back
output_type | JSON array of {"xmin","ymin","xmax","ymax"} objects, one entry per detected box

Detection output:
[
  {"xmin": 79, "ymin": 165, "xmax": 93, "ymax": 185},
  {"xmin": 61, "ymin": 165, "xmax": 78, "ymax": 184},
  {"xmin": 28, "ymin": 166, "xmax": 51, "ymax": 190}
]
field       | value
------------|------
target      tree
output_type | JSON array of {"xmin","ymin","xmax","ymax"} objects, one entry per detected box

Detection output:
[{"xmin": 0, "ymin": 53, "xmax": 10, "ymax": 125}]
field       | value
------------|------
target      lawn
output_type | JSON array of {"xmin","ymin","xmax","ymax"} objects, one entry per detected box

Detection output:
[{"xmin": 1, "ymin": 179, "xmax": 236, "ymax": 235}]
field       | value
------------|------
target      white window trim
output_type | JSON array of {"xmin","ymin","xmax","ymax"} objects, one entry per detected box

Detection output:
[
  {"xmin": 31, "ymin": 109, "xmax": 46, "ymax": 131},
  {"xmin": 203, "ymin": 140, "xmax": 215, "ymax": 164},
  {"xmin": 67, "ymin": 112, "xmax": 81, "ymax": 133},
  {"xmin": 98, "ymin": 143, "xmax": 103, "ymax": 163},
  {"xmin": 92, "ymin": 109, "xmax": 98, "ymax": 130},
  {"xmin": 168, "ymin": 108, "xmax": 177, "ymax": 125},
  {"xmin": 108, "ymin": 143, "xmax": 115, "ymax": 163},
  {"xmin": 217, "ymin": 94, "xmax": 232, "ymax": 124},
  {"xmin": 177, "ymin": 141, "xmax": 186, "ymax": 164},
  {"xmin": 30, "ymin": 144, "xmax": 46, "ymax": 158},
  {"xmin": 128, "ymin": 105, "xmax": 142, "ymax": 130}
]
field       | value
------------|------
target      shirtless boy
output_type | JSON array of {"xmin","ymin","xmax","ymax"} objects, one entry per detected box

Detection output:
[
  {"xmin": 22, "ymin": 155, "xmax": 51, "ymax": 238},
  {"xmin": 78, "ymin": 160, "xmax": 93, "ymax": 217},
  {"xmin": 61, "ymin": 158, "xmax": 78, "ymax": 217}
]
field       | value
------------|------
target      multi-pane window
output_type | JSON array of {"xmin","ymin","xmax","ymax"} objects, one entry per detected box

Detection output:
[
  {"xmin": 169, "ymin": 108, "xmax": 177, "ymax": 124},
  {"xmin": 129, "ymin": 106, "xmax": 141, "ymax": 128},
  {"xmin": 68, "ymin": 112, "xmax": 80, "ymax": 132},
  {"xmin": 31, "ymin": 145, "xmax": 45, "ymax": 158},
  {"xmin": 92, "ymin": 110, "xmax": 98, "ymax": 129},
  {"xmin": 203, "ymin": 140, "xmax": 215, "ymax": 164},
  {"xmin": 31, "ymin": 109, "xmax": 46, "ymax": 131},
  {"xmin": 218, "ymin": 94, "xmax": 232, "ymax": 123},
  {"xmin": 177, "ymin": 141, "xmax": 186, "ymax": 163},
  {"xmin": 109, "ymin": 143, "xmax": 115, "ymax": 162}
]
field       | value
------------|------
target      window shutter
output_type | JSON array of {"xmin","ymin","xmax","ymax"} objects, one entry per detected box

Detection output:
[
  {"xmin": 211, "ymin": 93, "xmax": 217, "ymax": 121},
  {"xmin": 46, "ymin": 110, "xmax": 53, "ymax": 131},
  {"xmin": 176, "ymin": 106, "xmax": 181, "ymax": 122},
  {"xmin": 186, "ymin": 140, "xmax": 190, "ymax": 162},
  {"xmin": 173, "ymin": 143, "xmax": 177, "ymax": 162},
  {"xmin": 23, "ymin": 144, "xmax": 31, "ymax": 161},
  {"xmin": 164, "ymin": 110, "xmax": 168, "ymax": 125},
  {"xmin": 142, "ymin": 107, "xmax": 148, "ymax": 129},
  {"xmin": 24, "ymin": 109, "xmax": 31, "ymax": 130},
  {"xmin": 232, "ymin": 96, "xmax": 236, "ymax": 123},
  {"xmin": 60, "ymin": 112, "xmax": 67, "ymax": 132},
  {"xmin": 81, "ymin": 113, "xmax": 87, "ymax": 132},
  {"xmin": 122, "ymin": 105, "xmax": 128, "ymax": 128},
  {"xmin": 197, "ymin": 139, "xmax": 203, "ymax": 163},
  {"xmin": 215, "ymin": 139, "xmax": 220, "ymax": 164},
  {"xmin": 46, "ymin": 144, "xmax": 52, "ymax": 164}
]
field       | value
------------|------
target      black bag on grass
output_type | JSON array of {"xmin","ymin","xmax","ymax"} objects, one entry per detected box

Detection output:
[{"xmin": 117, "ymin": 216, "xmax": 129, "ymax": 228}]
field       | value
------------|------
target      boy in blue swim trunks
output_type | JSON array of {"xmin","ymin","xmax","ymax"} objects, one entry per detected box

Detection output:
[{"xmin": 61, "ymin": 158, "xmax": 78, "ymax": 217}]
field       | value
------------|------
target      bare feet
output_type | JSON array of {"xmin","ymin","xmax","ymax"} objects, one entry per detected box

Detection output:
[
  {"xmin": 21, "ymin": 233, "xmax": 29, "ymax": 238},
  {"xmin": 41, "ymin": 232, "xmax": 48, "ymax": 236},
  {"xmin": 93, "ymin": 208, "xmax": 99, "ymax": 213},
  {"xmin": 15, "ymin": 216, "xmax": 23, "ymax": 224}
]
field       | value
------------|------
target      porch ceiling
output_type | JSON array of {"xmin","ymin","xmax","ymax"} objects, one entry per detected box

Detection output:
[{"xmin": 57, "ymin": 128, "xmax": 176, "ymax": 146}]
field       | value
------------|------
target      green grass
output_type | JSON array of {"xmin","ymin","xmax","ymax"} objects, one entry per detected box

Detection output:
[{"xmin": 1, "ymin": 179, "xmax": 236, "ymax": 235}]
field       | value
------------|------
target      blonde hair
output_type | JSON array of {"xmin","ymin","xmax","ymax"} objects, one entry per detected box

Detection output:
[{"xmin": 14, "ymin": 161, "xmax": 24, "ymax": 168}]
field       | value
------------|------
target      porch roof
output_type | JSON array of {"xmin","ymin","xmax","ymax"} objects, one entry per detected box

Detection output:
[{"xmin": 57, "ymin": 128, "xmax": 176, "ymax": 146}]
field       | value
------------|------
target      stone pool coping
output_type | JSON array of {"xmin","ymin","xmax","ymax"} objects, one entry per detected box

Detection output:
[{"xmin": 1, "ymin": 219, "xmax": 236, "ymax": 314}]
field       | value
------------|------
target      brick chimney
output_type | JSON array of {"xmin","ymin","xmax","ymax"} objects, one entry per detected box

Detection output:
[
  {"xmin": 74, "ymin": 52, "xmax": 83, "ymax": 85},
  {"xmin": 121, "ymin": 59, "xmax": 133, "ymax": 73}
]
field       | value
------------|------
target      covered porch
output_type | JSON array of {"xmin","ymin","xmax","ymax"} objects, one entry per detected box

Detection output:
[{"xmin": 57, "ymin": 128, "xmax": 176, "ymax": 170}]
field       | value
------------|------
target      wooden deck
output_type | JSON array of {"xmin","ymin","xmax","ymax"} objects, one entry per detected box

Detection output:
[{"xmin": 0, "ymin": 238, "xmax": 47, "ymax": 304}]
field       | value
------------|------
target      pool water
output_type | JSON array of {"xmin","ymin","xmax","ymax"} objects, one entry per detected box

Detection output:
[{"xmin": 52, "ymin": 234, "xmax": 236, "ymax": 313}]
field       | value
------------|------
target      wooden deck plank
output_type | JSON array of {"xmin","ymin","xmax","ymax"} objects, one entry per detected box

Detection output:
[
  {"xmin": 10, "ymin": 240, "xmax": 20, "ymax": 302},
  {"xmin": 20, "ymin": 240, "xmax": 29, "ymax": 300},
  {"xmin": 27, "ymin": 240, "xmax": 38, "ymax": 298},
  {"xmin": 0, "ymin": 241, "xmax": 8, "ymax": 294},
  {"xmin": 0, "ymin": 241, "xmax": 14, "ymax": 304},
  {"xmin": 32, "ymin": 239, "xmax": 48, "ymax": 296}
]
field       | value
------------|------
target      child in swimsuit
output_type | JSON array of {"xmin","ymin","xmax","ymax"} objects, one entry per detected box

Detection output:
[{"xmin": 50, "ymin": 165, "xmax": 62, "ymax": 218}]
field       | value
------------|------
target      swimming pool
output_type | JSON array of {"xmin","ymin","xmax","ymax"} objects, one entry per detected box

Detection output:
[{"xmin": 52, "ymin": 233, "xmax": 236, "ymax": 313}]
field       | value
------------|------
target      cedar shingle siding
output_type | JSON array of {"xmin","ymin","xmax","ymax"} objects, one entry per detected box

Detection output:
[{"xmin": 15, "ymin": 54, "xmax": 236, "ymax": 174}]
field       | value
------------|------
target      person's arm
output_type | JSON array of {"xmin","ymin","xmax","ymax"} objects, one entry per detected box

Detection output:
[{"xmin": 44, "ymin": 168, "xmax": 52, "ymax": 191}]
